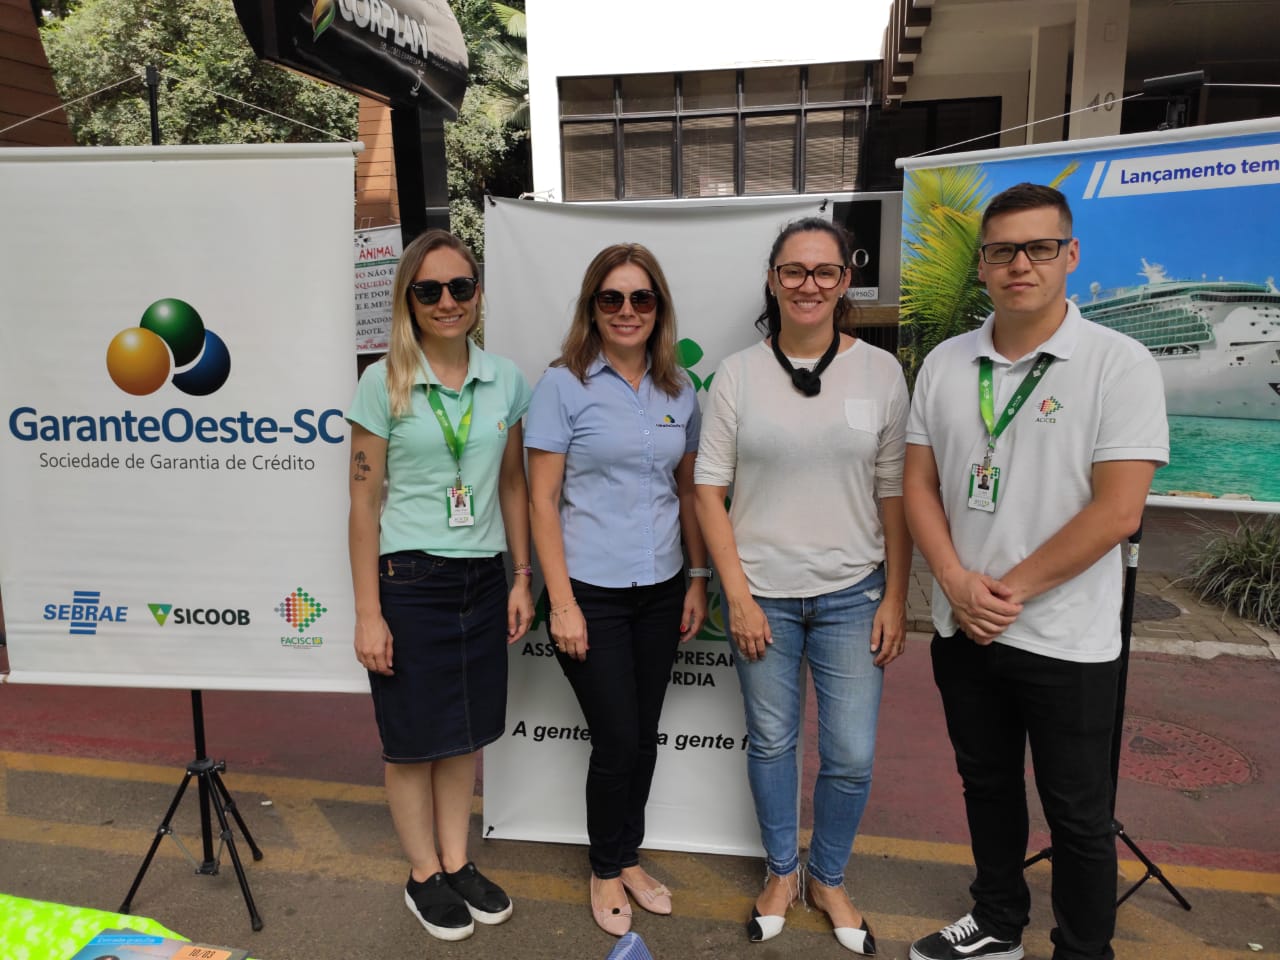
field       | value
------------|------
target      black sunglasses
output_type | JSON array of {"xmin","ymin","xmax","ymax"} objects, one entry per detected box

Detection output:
[
  {"xmin": 408, "ymin": 276, "xmax": 479, "ymax": 305},
  {"xmin": 594, "ymin": 289, "xmax": 659, "ymax": 315}
]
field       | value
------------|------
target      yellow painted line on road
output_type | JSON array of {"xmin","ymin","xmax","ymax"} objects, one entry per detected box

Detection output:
[{"xmin": 4, "ymin": 750, "xmax": 1279, "ymax": 899}]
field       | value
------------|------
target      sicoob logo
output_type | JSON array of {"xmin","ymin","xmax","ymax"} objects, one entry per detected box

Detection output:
[
  {"xmin": 106, "ymin": 298, "xmax": 231, "ymax": 397},
  {"xmin": 276, "ymin": 587, "xmax": 328, "ymax": 633}
]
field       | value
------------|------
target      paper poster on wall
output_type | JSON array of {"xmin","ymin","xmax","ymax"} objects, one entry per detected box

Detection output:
[
  {"xmin": 899, "ymin": 117, "xmax": 1280, "ymax": 512},
  {"xmin": 0, "ymin": 144, "xmax": 365, "ymax": 691},
  {"xmin": 355, "ymin": 224, "xmax": 402, "ymax": 354}
]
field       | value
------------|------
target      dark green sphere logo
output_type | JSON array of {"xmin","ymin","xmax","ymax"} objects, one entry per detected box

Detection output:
[{"xmin": 105, "ymin": 298, "xmax": 232, "ymax": 397}]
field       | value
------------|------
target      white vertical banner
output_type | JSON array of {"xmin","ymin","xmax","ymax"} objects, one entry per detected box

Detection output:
[
  {"xmin": 482, "ymin": 196, "xmax": 824, "ymax": 856},
  {"xmin": 0, "ymin": 144, "xmax": 366, "ymax": 692}
]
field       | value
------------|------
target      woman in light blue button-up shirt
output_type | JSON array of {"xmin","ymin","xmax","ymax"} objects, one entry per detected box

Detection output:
[{"xmin": 527, "ymin": 243, "xmax": 709, "ymax": 937}]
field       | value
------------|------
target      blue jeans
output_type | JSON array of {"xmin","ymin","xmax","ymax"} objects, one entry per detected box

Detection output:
[{"xmin": 731, "ymin": 567, "xmax": 885, "ymax": 887}]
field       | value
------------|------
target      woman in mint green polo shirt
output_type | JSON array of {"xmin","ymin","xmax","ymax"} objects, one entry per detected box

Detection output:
[{"xmin": 347, "ymin": 230, "xmax": 534, "ymax": 943}]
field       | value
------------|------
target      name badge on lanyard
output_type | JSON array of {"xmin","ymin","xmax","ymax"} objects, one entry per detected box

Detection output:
[
  {"xmin": 427, "ymin": 382, "xmax": 476, "ymax": 527},
  {"xmin": 969, "ymin": 353, "xmax": 1053, "ymax": 513}
]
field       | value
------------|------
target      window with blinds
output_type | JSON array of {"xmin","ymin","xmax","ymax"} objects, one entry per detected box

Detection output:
[
  {"xmin": 563, "ymin": 121, "xmax": 617, "ymax": 201},
  {"xmin": 805, "ymin": 109, "xmax": 861, "ymax": 193},
  {"xmin": 560, "ymin": 63, "xmax": 887, "ymax": 201},
  {"xmin": 623, "ymin": 120, "xmax": 674, "ymax": 198}
]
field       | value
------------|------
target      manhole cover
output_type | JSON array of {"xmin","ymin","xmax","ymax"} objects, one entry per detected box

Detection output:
[
  {"xmin": 1131, "ymin": 592, "xmax": 1181, "ymax": 622},
  {"xmin": 1120, "ymin": 716, "xmax": 1253, "ymax": 790}
]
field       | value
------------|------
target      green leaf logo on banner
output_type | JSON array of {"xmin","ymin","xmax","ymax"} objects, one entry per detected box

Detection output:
[
  {"xmin": 148, "ymin": 603, "xmax": 173, "ymax": 626},
  {"xmin": 312, "ymin": 0, "xmax": 336, "ymax": 40}
]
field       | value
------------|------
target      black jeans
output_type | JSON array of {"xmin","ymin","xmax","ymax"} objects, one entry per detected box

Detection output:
[
  {"xmin": 556, "ymin": 573, "xmax": 684, "ymax": 878},
  {"xmin": 932, "ymin": 633, "xmax": 1121, "ymax": 960}
]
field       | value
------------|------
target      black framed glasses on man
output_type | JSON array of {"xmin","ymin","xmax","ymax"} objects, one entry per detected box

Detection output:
[{"xmin": 979, "ymin": 239, "xmax": 1072, "ymax": 265}]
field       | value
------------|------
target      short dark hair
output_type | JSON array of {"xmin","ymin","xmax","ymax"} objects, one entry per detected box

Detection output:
[
  {"xmin": 755, "ymin": 217, "xmax": 858, "ymax": 336},
  {"xmin": 981, "ymin": 182, "xmax": 1073, "ymax": 238}
]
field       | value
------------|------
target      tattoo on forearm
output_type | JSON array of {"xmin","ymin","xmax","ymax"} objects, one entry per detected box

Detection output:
[{"xmin": 353, "ymin": 450, "xmax": 371, "ymax": 481}]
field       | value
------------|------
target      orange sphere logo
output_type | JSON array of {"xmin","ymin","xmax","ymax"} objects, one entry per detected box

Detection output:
[
  {"xmin": 105, "ymin": 298, "xmax": 232, "ymax": 397},
  {"xmin": 105, "ymin": 327, "xmax": 171, "ymax": 396}
]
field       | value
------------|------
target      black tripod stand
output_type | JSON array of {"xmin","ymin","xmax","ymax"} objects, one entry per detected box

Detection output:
[
  {"xmin": 1024, "ymin": 524, "xmax": 1191, "ymax": 910},
  {"xmin": 120, "ymin": 690, "xmax": 265, "ymax": 930}
]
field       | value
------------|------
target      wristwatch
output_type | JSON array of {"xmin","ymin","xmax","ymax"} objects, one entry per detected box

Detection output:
[{"xmin": 688, "ymin": 567, "xmax": 713, "ymax": 579}]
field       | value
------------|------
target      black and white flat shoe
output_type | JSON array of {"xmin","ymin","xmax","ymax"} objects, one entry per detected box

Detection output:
[
  {"xmin": 833, "ymin": 919, "xmax": 877, "ymax": 956},
  {"xmin": 747, "ymin": 907, "xmax": 786, "ymax": 942}
]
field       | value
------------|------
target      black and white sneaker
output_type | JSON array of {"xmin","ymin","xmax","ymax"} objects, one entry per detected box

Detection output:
[
  {"xmin": 405, "ymin": 871, "xmax": 475, "ymax": 941},
  {"xmin": 909, "ymin": 913, "xmax": 1023, "ymax": 960},
  {"xmin": 446, "ymin": 861, "xmax": 514, "ymax": 924}
]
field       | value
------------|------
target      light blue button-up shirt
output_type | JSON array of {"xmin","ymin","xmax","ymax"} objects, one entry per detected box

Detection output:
[{"xmin": 525, "ymin": 358, "xmax": 701, "ymax": 589}]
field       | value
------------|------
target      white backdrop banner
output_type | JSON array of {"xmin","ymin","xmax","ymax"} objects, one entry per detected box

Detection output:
[
  {"xmin": 482, "ymin": 195, "xmax": 824, "ymax": 856},
  {"xmin": 0, "ymin": 144, "xmax": 365, "ymax": 693}
]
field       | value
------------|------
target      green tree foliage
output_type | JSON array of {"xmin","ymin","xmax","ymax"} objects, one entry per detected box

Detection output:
[
  {"xmin": 39, "ymin": 0, "xmax": 530, "ymax": 257},
  {"xmin": 40, "ymin": 0, "xmax": 358, "ymax": 145},
  {"xmin": 446, "ymin": 0, "xmax": 529, "ymax": 256}
]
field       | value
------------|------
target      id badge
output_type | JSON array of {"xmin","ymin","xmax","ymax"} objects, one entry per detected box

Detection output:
[
  {"xmin": 447, "ymin": 485, "xmax": 475, "ymax": 527},
  {"xmin": 967, "ymin": 464, "xmax": 1000, "ymax": 512}
]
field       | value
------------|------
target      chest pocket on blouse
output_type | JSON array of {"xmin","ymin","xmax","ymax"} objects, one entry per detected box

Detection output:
[{"xmin": 844, "ymin": 398, "xmax": 879, "ymax": 435}]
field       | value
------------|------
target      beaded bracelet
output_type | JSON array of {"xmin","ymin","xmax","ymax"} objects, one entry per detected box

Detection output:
[
  {"xmin": 550, "ymin": 600, "xmax": 578, "ymax": 617},
  {"xmin": 512, "ymin": 563, "xmax": 533, "ymax": 576}
]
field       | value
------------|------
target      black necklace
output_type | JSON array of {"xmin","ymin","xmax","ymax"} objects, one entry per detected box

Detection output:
[{"xmin": 770, "ymin": 328, "xmax": 840, "ymax": 397}]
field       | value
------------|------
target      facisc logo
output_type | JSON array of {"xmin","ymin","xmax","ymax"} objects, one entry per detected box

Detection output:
[
  {"xmin": 276, "ymin": 587, "xmax": 328, "ymax": 633},
  {"xmin": 106, "ymin": 298, "xmax": 231, "ymax": 397},
  {"xmin": 43, "ymin": 590, "xmax": 127, "ymax": 635},
  {"xmin": 149, "ymin": 603, "xmax": 250, "ymax": 627}
]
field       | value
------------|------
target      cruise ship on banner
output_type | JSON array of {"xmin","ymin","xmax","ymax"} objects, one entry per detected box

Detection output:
[{"xmin": 1075, "ymin": 260, "xmax": 1280, "ymax": 421}]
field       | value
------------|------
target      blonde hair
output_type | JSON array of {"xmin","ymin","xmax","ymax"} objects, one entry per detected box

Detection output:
[
  {"xmin": 554, "ymin": 243, "xmax": 686, "ymax": 398},
  {"xmin": 385, "ymin": 230, "xmax": 482, "ymax": 418}
]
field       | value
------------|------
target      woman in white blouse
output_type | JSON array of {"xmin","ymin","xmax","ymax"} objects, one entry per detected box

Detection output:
[{"xmin": 694, "ymin": 218, "xmax": 911, "ymax": 956}]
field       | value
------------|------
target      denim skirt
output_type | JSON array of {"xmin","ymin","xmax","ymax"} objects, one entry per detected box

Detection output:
[{"xmin": 371, "ymin": 550, "xmax": 509, "ymax": 762}]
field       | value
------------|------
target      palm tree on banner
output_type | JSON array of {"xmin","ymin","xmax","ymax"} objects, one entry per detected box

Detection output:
[{"xmin": 899, "ymin": 162, "xmax": 1079, "ymax": 387}]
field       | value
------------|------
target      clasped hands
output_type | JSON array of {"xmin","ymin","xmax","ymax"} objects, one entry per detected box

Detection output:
[{"xmin": 940, "ymin": 568, "xmax": 1023, "ymax": 644}]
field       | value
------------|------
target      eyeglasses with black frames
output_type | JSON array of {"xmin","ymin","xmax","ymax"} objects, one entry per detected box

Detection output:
[
  {"xmin": 594, "ymin": 289, "xmax": 659, "ymax": 315},
  {"xmin": 979, "ymin": 239, "xmax": 1072, "ymax": 265},
  {"xmin": 408, "ymin": 276, "xmax": 479, "ymax": 305},
  {"xmin": 772, "ymin": 263, "xmax": 847, "ymax": 290}
]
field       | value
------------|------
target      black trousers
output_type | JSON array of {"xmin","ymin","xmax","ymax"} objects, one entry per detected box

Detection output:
[
  {"xmin": 932, "ymin": 632, "xmax": 1121, "ymax": 960},
  {"xmin": 557, "ymin": 573, "xmax": 684, "ymax": 878}
]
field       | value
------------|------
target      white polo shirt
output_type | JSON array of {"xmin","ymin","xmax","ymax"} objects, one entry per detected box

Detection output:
[{"xmin": 906, "ymin": 301, "xmax": 1168, "ymax": 662}]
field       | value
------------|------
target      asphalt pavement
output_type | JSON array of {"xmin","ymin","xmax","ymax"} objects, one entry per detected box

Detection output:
[{"xmin": 1, "ymin": 506, "xmax": 1278, "ymax": 959}]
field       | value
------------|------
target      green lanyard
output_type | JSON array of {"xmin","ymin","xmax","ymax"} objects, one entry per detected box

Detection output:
[
  {"xmin": 978, "ymin": 353, "xmax": 1053, "ymax": 455},
  {"xmin": 426, "ymin": 382, "xmax": 474, "ymax": 484}
]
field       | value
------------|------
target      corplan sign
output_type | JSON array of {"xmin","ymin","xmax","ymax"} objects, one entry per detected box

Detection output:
[{"xmin": 232, "ymin": 0, "xmax": 468, "ymax": 115}]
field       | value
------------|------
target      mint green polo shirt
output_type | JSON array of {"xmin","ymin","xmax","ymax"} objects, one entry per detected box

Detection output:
[{"xmin": 347, "ymin": 343, "xmax": 531, "ymax": 557}]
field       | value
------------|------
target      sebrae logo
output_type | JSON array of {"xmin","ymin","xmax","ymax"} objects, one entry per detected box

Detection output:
[
  {"xmin": 44, "ymin": 590, "xmax": 127, "ymax": 636},
  {"xmin": 106, "ymin": 298, "xmax": 231, "ymax": 398}
]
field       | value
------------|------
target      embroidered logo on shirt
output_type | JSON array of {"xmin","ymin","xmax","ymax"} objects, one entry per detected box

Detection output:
[
  {"xmin": 656, "ymin": 414, "xmax": 683, "ymax": 428},
  {"xmin": 1035, "ymin": 396, "xmax": 1063, "ymax": 423},
  {"xmin": 497, "ymin": 418, "xmax": 507, "ymax": 433}
]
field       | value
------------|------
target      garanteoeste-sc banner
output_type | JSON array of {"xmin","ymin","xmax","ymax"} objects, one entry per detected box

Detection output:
[{"xmin": 0, "ymin": 144, "xmax": 365, "ymax": 692}]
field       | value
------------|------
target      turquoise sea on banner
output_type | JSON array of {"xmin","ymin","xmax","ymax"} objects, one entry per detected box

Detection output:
[{"xmin": 1154, "ymin": 416, "xmax": 1280, "ymax": 503}]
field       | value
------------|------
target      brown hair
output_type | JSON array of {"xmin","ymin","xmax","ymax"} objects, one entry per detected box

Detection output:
[
  {"xmin": 385, "ymin": 230, "xmax": 482, "ymax": 418},
  {"xmin": 554, "ymin": 243, "xmax": 687, "ymax": 398},
  {"xmin": 980, "ymin": 182, "xmax": 1074, "ymax": 239}
]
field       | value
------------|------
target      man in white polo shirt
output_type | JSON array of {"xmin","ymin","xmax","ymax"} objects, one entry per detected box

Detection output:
[{"xmin": 903, "ymin": 183, "xmax": 1168, "ymax": 960}]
